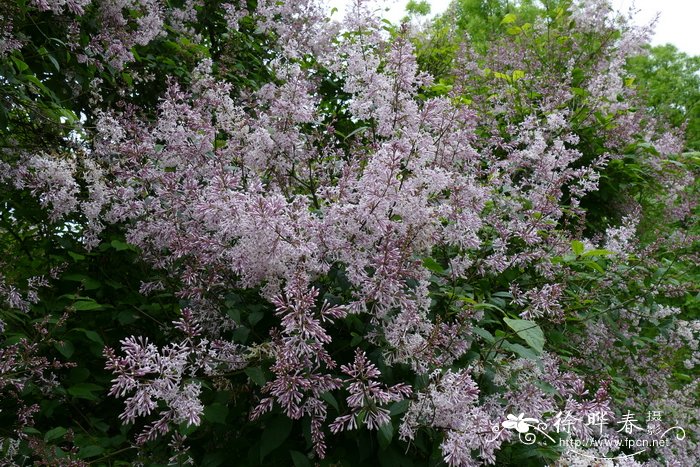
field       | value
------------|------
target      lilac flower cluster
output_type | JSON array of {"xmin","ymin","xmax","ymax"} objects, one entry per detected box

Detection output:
[
  {"xmin": 104, "ymin": 308, "xmax": 245, "ymax": 444},
  {"xmin": 0, "ymin": 302, "xmax": 74, "ymax": 463},
  {"xmin": 250, "ymin": 278, "xmax": 347, "ymax": 457},
  {"xmin": 330, "ymin": 348, "xmax": 412, "ymax": 433}
]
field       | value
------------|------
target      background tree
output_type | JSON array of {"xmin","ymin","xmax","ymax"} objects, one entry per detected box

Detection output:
[{"xmin": 627, "ymin": 44, "xmax": 700, "ymax": 150}]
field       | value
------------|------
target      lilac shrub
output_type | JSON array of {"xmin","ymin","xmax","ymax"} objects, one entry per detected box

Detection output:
[{"xmin": 2, "ymin": 0, "xmax": 698, "ymax": 465}]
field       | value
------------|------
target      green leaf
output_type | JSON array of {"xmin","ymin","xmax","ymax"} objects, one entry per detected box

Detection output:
[
  {"xmin": 54, "ymin": 340, "xmax": 74, "ymax": 358},
  {"xmin": 67, "ymin": 383, "xmax": 102, "ymax": 400},
  {"xmin": 12, "ymin": 56, "xmax": 29, "ymax": 72},
  {"xmin": 472, "ymin": 326, "xmax": 495, "ymax": 343},
  {"xmin": 82, "ymin": 278, "xmax": 102, "ymax": 290},
  {"xmin": 232, "ymin": 326, "xmax": 250, "ymax": 343},
  {"xmin": 121, "ymin": 72, "xmax": 133, "ymax": 86},
  {"xmin": 226, "ymin": 307, "xmax": 241, "ymax": 323},
  {"xmin": 321, "ymin": 391, "xmax": 339, "ymax": 412},
  {"xmin": 110, "ymin": 239, "xmax": 132, "ymax": 251},
  {"xmin": 244, "ymin": 367, "xmax": 266, "ymax": 386},
  {"xmin": 68, "ymin": 251, "xmax": 85, "ymax": 261},
  {"xmin": 534, "ymin": 380, "xmax": 557, "ymax": 395},
  {"xmin": 377, "ymin": 421, "xmax": 393, "ymax": 449},
  {"xmin": 350, "ymin": 332, "xmax": 363, "ymax": 346},
  {"xmin": 289, "ymin": 451, "xmax": 311, "ymax": 467},
  {"xmin": 584, "ymin": 260, "xmax": 605, "ymax": 273},
  {"xmin": 492, "ymin": 291, "xmax": 512, "ymax": 298},
  {"xmin": 248, "ymin": 310, "xmax": 264, "ymax": 326},
  {"xmin": 75, "ymin": 328, "xmax": 104, "ymax": 345},
  {"xmin": 22, "ymin": 74, "xmax": 50, "ymax": 94},
  {"xmin": 73, "ymin": 299, "xmax": 105, "ymax": 311},
  {"xmin": 501, "ymin": 13, "xmax": 517, "ymax": 24},
  {"xmin": 422, "ymin": 257, "xmax": 444, "ymax": 274},
  {"xmin": 673, "ymin": 373, "xmax": 692, "ymax": 382},
  {"xmin": 343, "ymin": 125, "xmax": 369, "ymax": 140},
  {"xmin": 504, "ymin": 318, "xmax": 545, "ymax": 353},
  {"xmin": 260, "ymin": 417, "xmax": 293, "ymax": 460},
  {"xmin": 79, "ymin": 445, "xmax": 105, "ymax": 459},
  {"xmin": 116, "ymin": 310, "xmax": 137, "ymax": 325},
  {"xmin": 203, "ymin": 403, "xmax": 229, "ymax": 424},
  {"xmin": 503, "ymin": 341, "xmax": 539, "ymax": 360},
  {"xmin": 571, "ymin": 240, "xmax": 584, "ymax": 255},
  {"xmin": 473, "ymin": 302, "xmax": 505, "ymax": 314},
  {"xmin": 44, "ymin": 427, "xmax": 67, "ymax": 442},
  {"xmin": 46, "ymin": 54, "xmax": 60, "ymax": 72},
  {"xmin": 63, "ymin": 274, "xmax": 101, "ymax": 290},
  {"xmin": 389, "ymin": 399, "xmax": 410, "ymax": 416},
  {"xmin": 582, "ymin": 249, "xmax": 614, "ymax": 257}
]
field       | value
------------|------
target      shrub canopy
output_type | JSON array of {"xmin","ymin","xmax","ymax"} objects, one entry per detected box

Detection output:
[{"xmin": 0, "ymin": 0, "xmax": 698, "ymax": 465}]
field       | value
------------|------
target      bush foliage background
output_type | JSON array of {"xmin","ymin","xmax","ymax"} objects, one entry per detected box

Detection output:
[{"xmin": 0, "ymin": 0, "xmax": 698, "ymax": 466}]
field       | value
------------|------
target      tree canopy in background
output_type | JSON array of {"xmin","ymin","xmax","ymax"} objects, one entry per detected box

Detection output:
[
  {"xmin": 414, "ymin": 0, "xmax": 700, "ymax": 151},
  {"xmin": 627, "ymin": 44, "xmax": 700, "ymax": 151},
  {"xmin": 0, "ymin": 1, "xmax": 698, "ymax": 466}
]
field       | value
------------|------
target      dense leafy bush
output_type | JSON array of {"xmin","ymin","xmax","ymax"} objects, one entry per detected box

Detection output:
[{"xmin": 0, "ymin": 0, "xmax": 698, "ymax": 466}]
